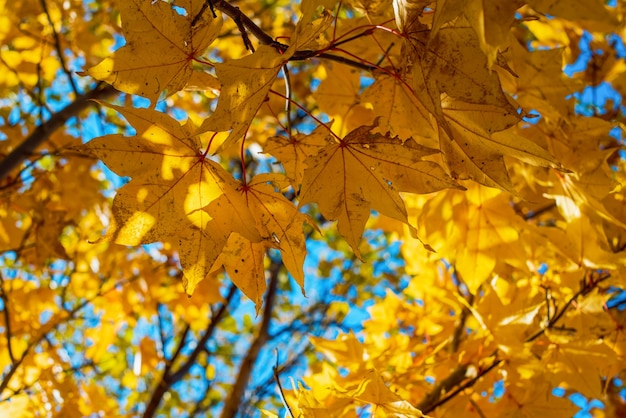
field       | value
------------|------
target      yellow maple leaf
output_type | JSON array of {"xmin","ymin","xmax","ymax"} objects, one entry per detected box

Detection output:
[
  {"xmin": 198, "ymin": 45, "xmax": 287, "ymax": 149},
  {"xmin": 406, "ymin": 26, "xmax": 515, "ymax": 125},
  {"xmin": 309, "ymin": 332, "xmax": 365, "ymax": 366},
  {"xmin": 199, "ymin": 14, "xmax": 331, "ymax": 148},
  {"xmin": 299, "ymin": 120, "xmax": 461, "ymax": 255},
  {"xmin": 362, "ymin": 75, "xmax": 436, "ymax": 145},
  {"xmin": 85, "ymin": 0, "xmax": 222, "ymax": 102},
  {"xmin": 313, "ymin": 62, "xmax": 362, "ymax": 121},
  {"xmin": 213, "ymin": 174, "xmax": 312, "ymax": 312},
  {"xmin": 542, "ymin": 336, "xmax": 619, "ymax": 399},
  {"xmin": 264, "ymin": 125, "xmax": 334, "ymax": 190},
  {"xmin": 78, "ymin": 105, "xmax": 261, "ymax": 294},
  {"xmin": 0, "ymin": 394, "xmax": 30, "ymax": 418},
  {"xmin": 335, "ymin": 369, "xmax": 428, "ymax": 417},
  {"xmin": 463, "ymin": 0, "xmax": 524, "ymax": 67},
  {"xmin": 499, "ymin": 40, "xmax": 581, "ymax": 120},
  {"xmin": 217, "ymin": 232, "xmax": 269, "ymax": 313},
  {"xmin": 440, "ymin": 97, "xmax": 563, "ymax": 191},
  {"xmin": 527, "ymin": 0, "xmax": 619, "ymax": 32},
  {"xmin": 478, "ymin": 378, "xmax": 579, "ymax": 418}
]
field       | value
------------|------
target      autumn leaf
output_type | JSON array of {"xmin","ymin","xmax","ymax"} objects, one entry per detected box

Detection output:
[
  {"xmin": 213, "ymin": 174, "xmax": 312, "ymax": 312},
  {"xmin": 198, "ymin": 45, "xmax": 287, "ymax": 149},
  {"xmin": 199, "ymin": 14, "xmax": 331, "ymax": 148},
  {"xmin": 499, "ymin": 40, "xmax": 581, "ymax": 119},
  {"xmin": 361, "ymin": 74, "xmax": 436, "ymax": 145},
  {"xmin": 405, "ymin": 26, "xmax": 515, "ymax": 125},
  {"xmin": 264, "ymin": 125, "xmax": 334, "ymax": 190},
  {"xmin": 440, "ymin": 97, "xmax": 563, "ymax": 191},
  {"xmin": 78, "ymin": 104, "xmax": 261, "ymax": 294},
  {"xmin": 85, "ymin": 0, "xmax": 222, "ymax": 102},
  {"xmin": 418, "ymin": 185, "xmax": 531, "ymax": 292},
  {"xmin": 299, "ymin": 120, "xmax": 461, "ymax": 255},
  {"xmin": 309, "ymin": 332, "xmax": 365, "ymax": 365},
  {"xmin": 313, "ymin": 62, "xmax": 362, "ymax": 121},
  {"xmin": 335, "ymin": 369, "xmax": 426, "ymax": 416},
  {"xmin": 527, "ymin": 0, "xmax": 619, "ymax": 31},
  {"xmin": 542, "ymin": 336, "xmax": 619, "ymax": 399},
  {"xmin": 462, "ymin": 0, "xmax": 524, "ymax": 66},
  {"xmin": 217, "ymin": 232, "xmax": 269, "ymax": 313},
  {"xmin": 300, "ymin": 0, "xmax": 337, "ymax": 23},
  {"xmin": 486, "ymin": 379, "xmax": 580, "ymax": 418}
]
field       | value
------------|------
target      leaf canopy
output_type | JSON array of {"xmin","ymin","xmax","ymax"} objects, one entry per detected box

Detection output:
[{"xmin": 1, "ymin": 0, "xmax": 626, "ymax": 417}]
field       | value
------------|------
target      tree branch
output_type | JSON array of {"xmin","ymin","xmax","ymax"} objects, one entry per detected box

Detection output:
[
  {"xmin": 418, "ymin": 364, "xmax": 470, "ymax": 413},
  {"xmin": 142, "ymin": 284, "xmax": 237, "ymax": 418},
  {"xmin": 0, "ymin": 83, "xmax": 117, "ymax": 181},
  {"xmin": 449, "ymin": 270, "xmax": 474, "ymax": 354},
  {"xmin": 420, "ymin": 271, "xmax": 614, "ymax": 414},
  {"xmin": 209, "ymin": 0, "xmax": 376, "ymax": 71},
  {"xmin": 220, "ymin": 261, "xmax": 281, "ymax": 418},
  {"xmin": 0, "ymin": 274, "xmax": 15, "ymax": 365},
  {"xmin": 39, "ymin": 0, "xmax": 79, "ymax": 95}
]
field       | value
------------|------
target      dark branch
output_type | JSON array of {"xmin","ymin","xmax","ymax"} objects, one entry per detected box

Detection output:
[
  {"xmin": 0, "ymin": 83, "xmax": 117, "ymax": 181},
  {"xmin": 142, "ymin": 284, "xmax": 237, "ymax": 418},
  {"xmin": 209, "ymin": 0, "xmax": 376, "ymax": 71},
  {"xmin": 220, "ymin": 261, "xmax": 281, "ymax": 418}
]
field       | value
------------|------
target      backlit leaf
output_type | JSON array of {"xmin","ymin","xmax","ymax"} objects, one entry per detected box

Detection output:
[
  {"xmin": 85, "ymin": 0, "xmax": 221, "ymax": 102},
  {"xmin": 299, "ymin": 120, "xmax": 461, "ymax": 255},
  {"xmin": 78, "ymin": 105, "xmax": 261, "ymax": 294}
]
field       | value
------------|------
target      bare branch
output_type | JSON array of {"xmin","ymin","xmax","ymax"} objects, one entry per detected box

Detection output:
[
  {"xmin": 142, "ymin": 284, "xmax": 237, "ymax": 418},
  {"xmin": 220, "ymin": 261, "xmax": 281, "ymax": 418}
]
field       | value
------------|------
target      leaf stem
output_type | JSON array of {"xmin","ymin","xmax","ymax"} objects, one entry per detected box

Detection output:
[{"xmin": 269, "ymin": 89, "xmax": 341, "ymax": 141}]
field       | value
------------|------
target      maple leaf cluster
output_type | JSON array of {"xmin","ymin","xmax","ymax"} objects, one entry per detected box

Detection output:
[{"xmin": 1, "ymin": 0, "xmax": 626, "ymax": 416}]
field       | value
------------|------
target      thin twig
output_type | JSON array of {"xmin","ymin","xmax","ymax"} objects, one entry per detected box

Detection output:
[
  {"xmin": 273, "ymin": 351, "xmax": 295, "ymax": 418},
  {"xmin": 192, "ymin": 0, "xmax": 217, "ymax": 25},
  {"xmin": 39, "ymin": 0, "xmax": 79, "ymax": 95},
  {"xmin": 282, "ymin": 65, "xmax": 292, "ymax": 138},
  {"xmin": 0, "ymin": 274, "xmax": 15, "ymax": 365}
]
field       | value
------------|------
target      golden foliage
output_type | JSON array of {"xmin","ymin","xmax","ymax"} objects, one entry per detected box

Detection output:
[{"xmin": 1, "ymin": 0, "xmax": 625, "ymax": 416}]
